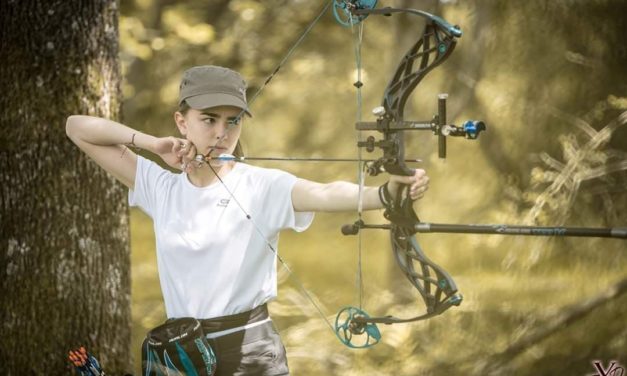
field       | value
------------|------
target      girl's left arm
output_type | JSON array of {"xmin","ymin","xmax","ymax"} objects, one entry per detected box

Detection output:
[{"xmin": 291, "ymin": 169, "xmax": 429, "ymax": 212}]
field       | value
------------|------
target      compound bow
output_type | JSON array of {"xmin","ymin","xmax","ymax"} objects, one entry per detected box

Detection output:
[
  {"xmin": 331, "ymin": 0, "xmax": 482, "ymax": 348},
  {"xmin": 329, "ymin": 0, "xmax": 625, "ymax": 349}
]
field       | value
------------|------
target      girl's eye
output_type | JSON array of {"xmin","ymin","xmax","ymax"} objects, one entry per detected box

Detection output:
[
  {"xmin": 227, "ymin": 118, "xmax": 241, "ymax": 127},
  {"xmin": 200, "ymin": 117, "xmax": 240, "ymax": 128}
]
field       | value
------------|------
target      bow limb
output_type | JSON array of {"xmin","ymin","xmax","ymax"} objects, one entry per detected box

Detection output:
[
  {"xmin": 357, "ymin": 182, "xmax": 462, "ymax": 326},
  {"xmin": 340, "ymin": 218, "xmax": 463, "ymax": 327},
  {"xmin": 383, "ymin": 18, "xmax": 459, "ymax": 176}
]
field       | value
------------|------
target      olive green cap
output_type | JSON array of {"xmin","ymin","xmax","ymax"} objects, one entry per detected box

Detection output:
[{"xmin": 178, "ymin": 65, "xmax": 252, "ymax": 116}]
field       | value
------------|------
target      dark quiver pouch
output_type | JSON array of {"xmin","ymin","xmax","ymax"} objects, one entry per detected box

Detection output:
[{"xmin": 142, "ymin": 317, "xmax": 217, "ymax": 376}]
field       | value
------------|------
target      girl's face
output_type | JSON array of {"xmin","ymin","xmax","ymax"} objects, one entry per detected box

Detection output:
[{"xmin": 176, "ymin": 105, "xmax": 243, "ymax": 158}]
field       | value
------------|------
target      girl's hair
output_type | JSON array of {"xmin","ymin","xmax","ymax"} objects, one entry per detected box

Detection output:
[{"xmin": 178, "ymin": 101, "xmax": 244, "ymax": 158}]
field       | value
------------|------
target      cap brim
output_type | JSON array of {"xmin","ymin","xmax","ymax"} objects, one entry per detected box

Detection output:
[{"xmin": 185, "ymin": 93, "xmax": 252, "ymax": 117}]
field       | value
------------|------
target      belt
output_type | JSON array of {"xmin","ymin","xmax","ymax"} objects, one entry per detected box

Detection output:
[
  {"xmin": 199, "ymin": 304, "xmax": 270, "ymax": 339},
  {"xmin": 204, "ymin": 318, "xmax": 271, "ymax": 339}
]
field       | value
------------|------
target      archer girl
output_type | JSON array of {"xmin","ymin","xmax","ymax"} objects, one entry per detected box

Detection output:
[{"xmin": 66, "ymin": 65, "xmax": 429, "ymax": 375}]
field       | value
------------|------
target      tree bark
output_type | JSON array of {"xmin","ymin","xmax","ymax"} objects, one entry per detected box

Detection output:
[{"xmin": 0, "ymin": 1, "xmax": 131, "ymax": 374}]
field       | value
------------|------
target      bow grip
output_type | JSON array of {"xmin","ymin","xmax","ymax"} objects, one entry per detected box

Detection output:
[{"xmin": 384, "ymin": 163, "xmax": 415, "ymax": 177}]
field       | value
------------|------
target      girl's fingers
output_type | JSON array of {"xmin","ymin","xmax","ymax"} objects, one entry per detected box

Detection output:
[
  {"xmin": 179, "ymin": 144, "xmax": 198, "ymax": 173},
  {"xmin": 408, "ymin": 169, "xmax": 428, "ymax": 200},
  {"xmin": 409, "ymin": 184, "xmax": 428, "ymax": 199},
  {"xmin": 175, "ymin": 139, "xmax": 188, "ymax": 154},
  {"xmin": 186, "ymin": 144, "xmax": 197, "ymax": 161},
  {"xmin": 180, "ymin": 144, "xmax": 196, "ymax": 163},
  {"xmin": 176, "ymin": 140, "xmax": 190, "ymax": 171},
  {"xmin": 170, "ymin": 137, "xmax": 179, "ymax": 152}
]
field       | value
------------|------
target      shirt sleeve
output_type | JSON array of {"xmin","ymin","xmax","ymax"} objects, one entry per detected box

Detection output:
[
  {"xmin": 128, "ymin": 155, "xmax": 172, "ymax": 218},
  {"xmin": 263, "ymin": 169, "xmax": 314, "ymax": 233}
]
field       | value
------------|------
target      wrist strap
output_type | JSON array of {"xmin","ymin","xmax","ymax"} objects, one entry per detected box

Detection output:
[{"xmin": 378, "ymin": 182, "xmax": 394, "ymax": 209}]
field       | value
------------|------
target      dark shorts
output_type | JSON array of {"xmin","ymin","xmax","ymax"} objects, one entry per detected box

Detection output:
[{"xmin": 200, "ymin": 304, "xmax": 289, "ymax": 376}]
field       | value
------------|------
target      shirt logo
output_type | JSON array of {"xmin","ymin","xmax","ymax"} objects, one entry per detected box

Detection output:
[{"xmin": 217, "ymin": 198, "xmax": 230, "ymax": 207}]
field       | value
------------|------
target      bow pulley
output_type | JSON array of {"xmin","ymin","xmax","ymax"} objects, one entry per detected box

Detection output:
[
  {"xmin": 334, "ymin": 306, "xmax": 381, "ymax": 348},
  {"xmin": 332, "ymin": 0, "xmax": 378, "ymax": 27}
]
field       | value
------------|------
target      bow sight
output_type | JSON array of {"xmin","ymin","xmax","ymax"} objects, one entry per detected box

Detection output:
[{"xmin": 356, "ymin": 94, "xmax": 486, "ymax": 176}]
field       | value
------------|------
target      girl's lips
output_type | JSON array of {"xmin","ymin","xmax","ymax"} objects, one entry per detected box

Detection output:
[
  {"xmin": 207, "ymin": 145, "xmax": 227, "ymax": 153},
  {"xmin": 206, "ymin": 146, "xmax": 228, "ymax": 158}
]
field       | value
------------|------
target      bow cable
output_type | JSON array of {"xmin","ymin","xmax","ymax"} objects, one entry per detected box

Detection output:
[
  {"xmin": 206, "ymin": 163, "xmax": 336, "ymax": 334},
  {"xmin": 202, "ymin": 1, "xmax": 340, "ymax": 336},
  {"xmin": 235, "ymin": 1, "xmax": 334, "ymax": 122}
]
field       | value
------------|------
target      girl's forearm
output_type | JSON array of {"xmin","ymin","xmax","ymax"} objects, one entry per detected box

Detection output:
[
  {"xmin": 65, "ymin": 115, "xmax": 156, "ymax": 152},
  {"xmin": 295, "ymin": 180, "xmax": 384, "ymax": 212}
]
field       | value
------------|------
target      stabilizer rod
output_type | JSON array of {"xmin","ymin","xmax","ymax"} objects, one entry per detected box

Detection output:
[{"xmin": 342, "ymin": 221, "xmax": 627, "ymax": 239}]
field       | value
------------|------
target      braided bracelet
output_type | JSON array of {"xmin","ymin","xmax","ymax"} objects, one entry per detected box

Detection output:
[
  {"xmin": 121, "ymin": 133, "xmax": 140, "ymax": 158},
  {"xmin": 129, "ymin": 133, "xmax": 137, "ymax": 148}
]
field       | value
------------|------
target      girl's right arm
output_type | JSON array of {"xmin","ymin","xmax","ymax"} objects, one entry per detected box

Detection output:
[{"xmin": 65, "ymin": 115, "xmax": 195, "ymax": 190}]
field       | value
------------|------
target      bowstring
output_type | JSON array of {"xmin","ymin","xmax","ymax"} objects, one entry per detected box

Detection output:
[{"xmin": 349, "ymin": 9, "xmax": 366, "ymax": 314}]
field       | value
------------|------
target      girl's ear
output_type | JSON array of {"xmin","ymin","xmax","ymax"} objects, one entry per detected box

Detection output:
[{"xmin": 174, "ymin": 112, "xmax": 187, "ymax": 136}]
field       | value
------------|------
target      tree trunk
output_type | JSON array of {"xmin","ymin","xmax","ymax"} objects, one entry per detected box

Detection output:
[{"xmin": 0, "ymin": 1, "xmax": 131, "ymax": 374}]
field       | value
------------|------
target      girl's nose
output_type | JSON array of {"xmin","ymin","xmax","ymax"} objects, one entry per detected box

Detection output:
[{"xmin": 216, "ymin": 121, "xmax": 229, "ymax": 140}]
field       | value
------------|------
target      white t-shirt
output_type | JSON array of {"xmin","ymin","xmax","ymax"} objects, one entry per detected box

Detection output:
[{"xmin": 129, "ymin": 156, "xmax": 314, "ymax": 319}]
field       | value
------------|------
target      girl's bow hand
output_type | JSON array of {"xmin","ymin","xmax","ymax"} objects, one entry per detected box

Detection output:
[{"xmin": 387, "ymin": 169, "xmax": 429, "ymax": 201}]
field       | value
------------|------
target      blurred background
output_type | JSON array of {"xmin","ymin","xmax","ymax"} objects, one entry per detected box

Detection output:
[{"xmin": 120, "ymin": 0, "xmax": 626, "ymax": 375}]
